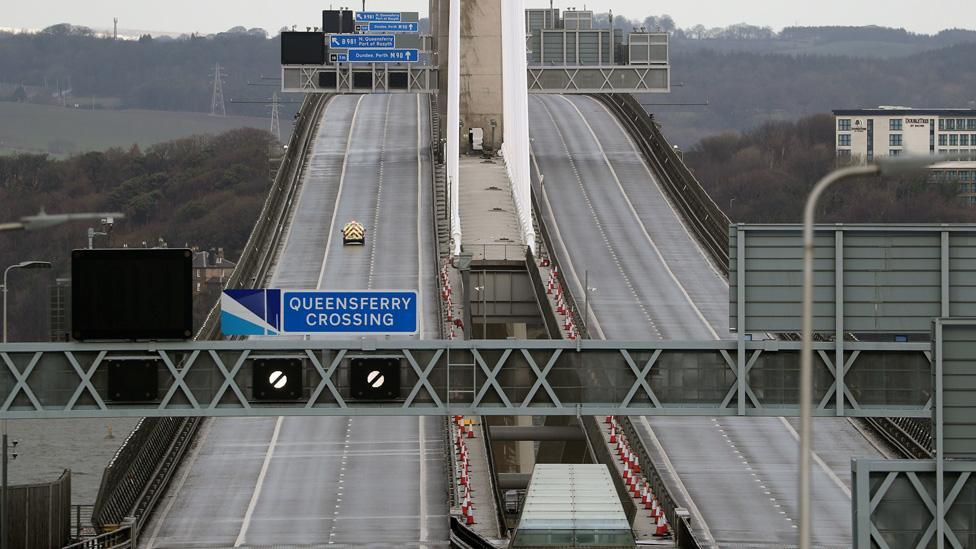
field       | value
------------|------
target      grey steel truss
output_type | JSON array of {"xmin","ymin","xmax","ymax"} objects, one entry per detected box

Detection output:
[
  {"xmin": 852, "ymin": 459, "xmax": 976, "ymax": 549},
  {"xmin": 0, "ymin": 339, "xmax": 931, "ymax": 419},
  {"xmin": 281, "ymin": 65, "xmax": 439, "ymax": 94},
  {"xmin": 526, "ymin": 65, "xmax": 670, "ymax": 94}
]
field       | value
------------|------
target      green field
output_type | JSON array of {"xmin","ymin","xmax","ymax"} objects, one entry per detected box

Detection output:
[{"xmin": 0, "ymin": 102, "xmax": 282, "ymax": 156}]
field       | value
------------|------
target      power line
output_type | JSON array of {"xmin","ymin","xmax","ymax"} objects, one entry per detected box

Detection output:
[{"xmin": 209, "ymin": 62, "xmax": 227, "ymax": 116}]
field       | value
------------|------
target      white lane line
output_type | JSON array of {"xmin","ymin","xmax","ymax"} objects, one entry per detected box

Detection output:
[
  {"xmin": 536, "ymin": 95, "xmax": 657, "ymax": 337},
  {"xmin": 367, "ymin": 94, "xmax": 393, "ymax": 288},
  {"xmin": 271, "ymin": 98, "xmax": 331, "ymax": 288},
  {"xmin": 418, "ymin": 416, "xmax": 429, "ymax": 548},
  {"xmin": 592, "ymin": 97, "xmax": 728, "ymax": 284},
  {"xmin": 639, "ymin": 417, "xmax": 715, "ymax": 546},
  {"xmin": 561, "ymin": 94, "xmax": 718, "ymax": 340},
  {"xmin": 318, "ymin": 94, "xmax": 366, "ymax": 290},
  {"xmin": 144, "ymin": 419, "xmax": 214, "ymax": 549},
  {"xmin": 234, "ymin": 416, "xmax": 284, "ymax": 546},
  {"xmin": 778, "ymin": 417, "xmax": 852, "ymax": 499},
  {"xmin": 416, "ymin": 93, "xmax": 425, "ymax": 339}
]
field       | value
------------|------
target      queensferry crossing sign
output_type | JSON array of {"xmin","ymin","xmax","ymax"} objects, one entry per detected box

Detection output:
[{"xmin": 221, "ymin": 289, "xmax": 418, "ymax": 336}]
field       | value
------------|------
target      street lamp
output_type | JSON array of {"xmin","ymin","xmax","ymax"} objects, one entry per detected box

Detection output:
[
  {"xmin": 3, "ymin": 261, "xmax": 53, "ymax": 344},
  {"xmin": 0, "ymin": 210, "xmax": 123, "ymax": 233},
  {"xmin": 1, "ymin": 260, "xmax": 51, "ymax": 549},
  {"xmin": 474, "ymin": 285, "xmax": 487, "ymax": 339},
  {"xmin": 798, "ymin": 155, "xmax": 939, "ymax": 549}
]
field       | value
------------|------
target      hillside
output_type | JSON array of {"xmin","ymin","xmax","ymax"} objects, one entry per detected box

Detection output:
[
  {"xmin": 650, "ymin": 42, "xmax": 976, "ymax": 147},
  {"xmin": 0, "ymin": 128, "xmax": 276, "ymax": 341},
  {"xmin": 682, "ymin": 113, "xmax": 976, "ymax": 223}
]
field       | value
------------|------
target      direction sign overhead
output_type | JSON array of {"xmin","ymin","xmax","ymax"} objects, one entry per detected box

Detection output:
[
  {"xmin": 347, "ymin": 48, "xmax": 419, "ymax": 63},
  {"xmin": 330, "ymin": 34, "xmax": 396, "ymax": 48},
  {"xmin": 355, "ymin": 11, "xmax": 402, "ymax": 22},
  {"xmin": 368, "ymin": 22, "xmax": 419, "ymax": 33}
]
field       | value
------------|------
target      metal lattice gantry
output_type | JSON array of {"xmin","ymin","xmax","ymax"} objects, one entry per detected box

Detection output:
[
  {"xmin": 281, "ymin": 65, "xmax": 439, "ymax": 94},
  {"xmin": 0, "ymin": 339, "xmax": 931, "ymax": 419}
]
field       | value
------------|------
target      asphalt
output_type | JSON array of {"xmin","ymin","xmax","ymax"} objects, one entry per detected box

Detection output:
[
  {"xmin": 528, "ymin": 93, "xmax": 880, "ymax": 548},
  {"xmin": 141, "ymin": 94, "xmax": 448, "ymax": 548}
]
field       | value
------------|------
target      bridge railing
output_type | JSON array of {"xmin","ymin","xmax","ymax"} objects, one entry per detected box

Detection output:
[
  {"xmin": 592, "ymin": 93, "xmax": 730, "ymax": 274},
  {"xmin": 87, "ymin": 94, "xmax": 330, "ymax": 539}
]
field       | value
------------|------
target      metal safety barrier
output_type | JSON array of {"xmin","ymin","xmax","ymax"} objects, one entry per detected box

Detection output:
[
  {"xmin": 85, "ymin": 94, "xmax": 331, "ymax": 542},
  {"xmin": 592, "ymin": 93, "xmax": 730, "ymax": 275}
]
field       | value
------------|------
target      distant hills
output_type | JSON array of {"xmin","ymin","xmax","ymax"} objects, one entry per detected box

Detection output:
[{"xmin": 1, "ymin": 22, "xmax": 974, "ymax": 149}]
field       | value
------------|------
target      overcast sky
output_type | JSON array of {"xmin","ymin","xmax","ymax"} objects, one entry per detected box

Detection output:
[{"xmin": 2, "ymin": 1, "xmax": 972, "ymax": 36}]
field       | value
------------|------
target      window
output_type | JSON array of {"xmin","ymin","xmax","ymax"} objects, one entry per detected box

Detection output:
[
  {"xmin": 950, "ymin": 134, "xmax": 959, "ymax": 146},
  {"xmin": 940, "ymin": 149, "xmax": 949, "ymax": 155},
  {"xmin": 837, "ymin": 149, "xmax": 851, "ymax": 158},
  {"xmin": 939, "ymin": 119, "xmax": 946, "ymax": 131},
  {"xmin": 940, "ymin": 134, "xmax": 948, "ymax": 146},
  {"xmin": 838, "ymin": 119, "xmax": 851, "ymax": 131},
  {"xmin": 946, "ymin": 119, "xmax": 957, "ymax": 131},
  {"xmin": 968, "ymin": 119, "xmax": 976, "ymax": 131},
  {"xmin": 889, "ymin": 149, "xmax": 902, "ymax": 157},
  {"xmin": 958, "ymin": 119, "xmax": 967, "ymax": 130},
  {"xmin": 838, "ymin": 134, "xmax": 851, "ymax": 147},
  {"xmin": 889, "ymin": 119, "xmax": 903, "ymax": 131},
  {"xmin": 889, "ymin": 134, "xmax": 902, "ymax": 146},
  {"xmin": 963, "ymin": 135, "xmax": 971, "ymax": 147}
]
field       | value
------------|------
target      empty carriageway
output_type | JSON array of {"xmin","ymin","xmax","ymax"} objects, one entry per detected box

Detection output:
[
  {"xmin": 528, "ymin": 93, "xmax": 881, "ymax": 548},
  {"xmin": 141, "ymin": 93, "xmax": 448, "ymax": 547}
]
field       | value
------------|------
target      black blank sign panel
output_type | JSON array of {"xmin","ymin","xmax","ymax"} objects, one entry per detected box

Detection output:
[
  {"xmin": 281, "ymin": 32, "xmax": 325, "ymax": 65},
  {"xmin": 72, "ymin": 248, "xmax": 193, "ymax": 340}
]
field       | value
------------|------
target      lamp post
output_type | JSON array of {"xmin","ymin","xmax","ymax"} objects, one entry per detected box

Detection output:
[
  {"xmin": 1, "ymin": 259, "xmax": 50, "ymax": 549},
  {"xmin": 798, "ymin": 156, "xmax": 939, "ymax": 549},
  {"xmin": 3, "ymin": 261, "xmax": 53, "ymax": 343}
]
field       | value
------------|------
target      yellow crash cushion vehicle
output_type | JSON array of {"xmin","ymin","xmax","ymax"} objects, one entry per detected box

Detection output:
[{"xmin": 342, "ymin": 220, "xmax": 365, "ymax": 245}]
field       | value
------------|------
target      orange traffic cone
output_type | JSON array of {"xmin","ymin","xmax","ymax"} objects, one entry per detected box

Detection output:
[{"xmin": 654, "ymin": 514, "xmax": 669, "ymax": 536}]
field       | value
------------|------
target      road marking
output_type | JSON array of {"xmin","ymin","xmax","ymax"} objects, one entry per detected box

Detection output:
[
  {"xmin": 778, "ymin": 417, "xmax": 852, "ymax": 498},
  {"xmin": 638, "ymin": 417, "xmax": 715, "ymax": 546},
  {"xmin": 562, "ymin": 94, "xmax": 718, "ymax": 340},
  {"xmin": 416, "ymin": 93, "xmax": 425, "ymax": 338},
  {"xmin": 272, "ymin": 96, "xmax": 336, "ymax": 288},
  {"xmin": 535, "ymin": 95, "xmax": 656, "ymax": 338},
  {"xmin": 235, "ymin": 416, "xmax": 283, "ymax": 546},
  {"xmin": 367, "ymin": 94, "xmax": 393, "ymax": 288},
  {"xmin": 143, "ymin": 418, "xmax": 214, "ymax": 549},
  {"xmin": 318, "ymin": 94, "xmax": 366, "ymax": 290},
  {"xmin": 418, "ymin": 416, "xmax": 429, "ymax": 548},
  {"xmin": 592, "ymin": 97, "xmax": 728, "ymax": 283}
]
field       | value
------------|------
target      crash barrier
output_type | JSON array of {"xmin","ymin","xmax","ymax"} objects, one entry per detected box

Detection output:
[{"xmin": 88, "ymin": 94, "xmax": 330, "ymax": 540}]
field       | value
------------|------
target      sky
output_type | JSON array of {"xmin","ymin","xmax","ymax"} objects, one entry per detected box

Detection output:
[{"xmin": 1, "ymin": 1, "xmax": 972, "ymax": 36}]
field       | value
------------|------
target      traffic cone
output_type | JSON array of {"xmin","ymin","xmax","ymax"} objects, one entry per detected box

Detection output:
[
  {"xmin": 605, "ymin": 415, "xmax": 613, "ymax": 424},
  {"xmin": 654, "ymin": 514, "xmax": 669, "ymax": 536},
  {"xmin": 467, "ymin": 424, "xmax": 475, "ymax": 438},
  {"xmin": 633, "ymin": 456, "xmax": 640, "ymax": 474},
  {"xmin": 622, "ymin": 461, "xmax": 631, "ymax": 480},
  {"xmin": 609, "ymin": 425, "xmax": 617, "ymax": 444},
  {"xmin": 642, "ymin": 485, "xmax": 652, "ymax": 509},
  {"xmin": 651, "ymin": 497, "xmax": 661, "ymax": 519},
  {"xmin": 465, "ymin": 507, "xmax": 475, "ymax": 525}
]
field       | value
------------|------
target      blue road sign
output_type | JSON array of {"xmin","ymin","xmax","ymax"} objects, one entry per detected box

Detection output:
[
  {"xmin": 355, "ymin": 11, "xmax": 401, "ymax": 22},
  {"xmin": 282, "ymin": 290, "xmax": 418, "ymax": 334},
  {"xmin": 347, "ymin": 48, "xmax": 419, "ymax": 63},
  {"xmin": 330, "ymin": 34, "xmax": 396, "ymax": 48},
  {"xmin": 369, "ymin": 22, "xmax": 419, "ymax": 33}
]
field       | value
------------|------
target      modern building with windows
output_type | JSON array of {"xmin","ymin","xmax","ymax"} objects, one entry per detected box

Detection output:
[{"xmin": 834, "ymin": 107, "xmax": 976, "ymax": 203}]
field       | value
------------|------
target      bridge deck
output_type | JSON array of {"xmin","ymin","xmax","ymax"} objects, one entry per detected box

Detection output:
[
  {"xmin": 529, "ymin": 93, "xmax": 880, "ymax": 547},
  {"xmin": 141, "ymin": 94, "xmax": 449, "ymax": 547}
]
